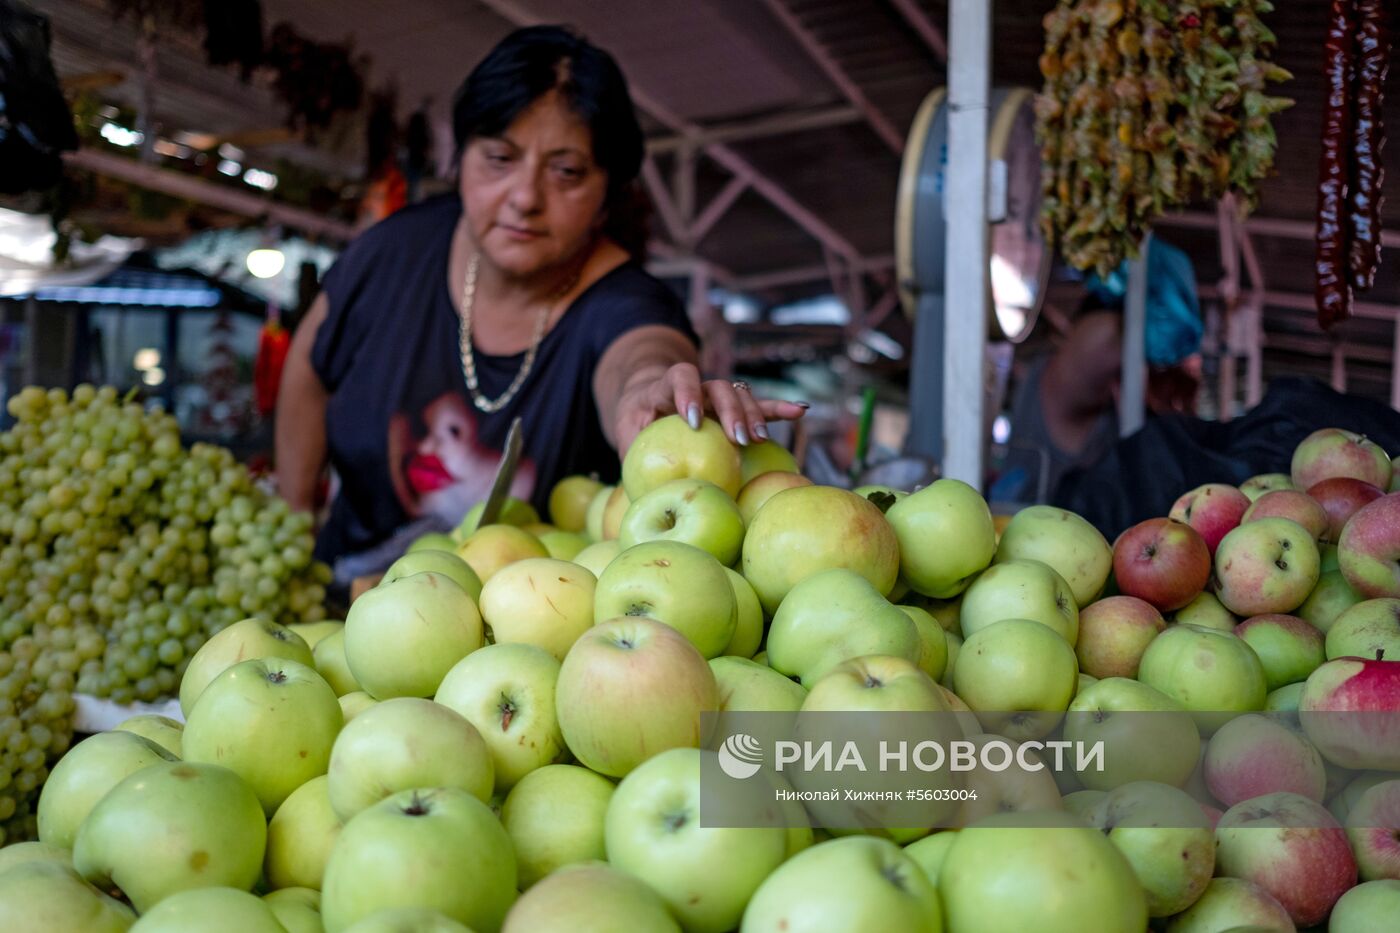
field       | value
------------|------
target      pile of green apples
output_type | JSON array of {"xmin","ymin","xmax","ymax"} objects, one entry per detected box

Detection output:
[{"xmin": 2, "ymin": 417, "xmax": 1399, "ymax": 933}]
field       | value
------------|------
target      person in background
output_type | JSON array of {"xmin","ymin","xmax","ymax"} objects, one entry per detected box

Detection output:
[
  {"xmin": 989, "ymin": 239, "xmax": 1204, "ymax": 504},
  {"xmin": 274, "ymin": 25, "xmax": 805, "ymax": 587}
]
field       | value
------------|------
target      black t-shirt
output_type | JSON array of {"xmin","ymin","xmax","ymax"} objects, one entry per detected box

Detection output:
[{"xmin": 310, "ymin": 193, "xmax": 696, "ymax": 564}]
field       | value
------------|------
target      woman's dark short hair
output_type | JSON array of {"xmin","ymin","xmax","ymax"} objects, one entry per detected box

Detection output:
[{"xmin": 451, "ymin": 25, "xmax": 645, "ymax": 205}]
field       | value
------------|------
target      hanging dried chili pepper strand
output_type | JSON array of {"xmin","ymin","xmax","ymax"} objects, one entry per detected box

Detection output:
[
  {"xmin": 1348, "ymin": 0, "xmax": 1390, "ymax": 292},
  {"xmin": 1316, "ymin": 0, "xmax": 1356, "ymax": 330}
]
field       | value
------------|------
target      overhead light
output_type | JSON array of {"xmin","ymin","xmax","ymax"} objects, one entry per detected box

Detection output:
[
  {"xmin": 217, "ymin": 159, "xmax": 243, "ymax": 177},
  {"xmin": 243, "ymin": 167, "xmax": 278, "ymax": 191},
  {"xmin": 142, "ymin": 366, "xmax": 166, "ymax": 387},
  {"xmin": 246, "ymin": 248, "xmax": 286, "ymax": 279},
  {"xmin": 133, "ymin": 348, "xmax": 161, "ymax": 371},
  {"xmin": 218, "ymin": 143, "xmax": 246, "ymax": 160},
  {"xmin": 99, "ymin": 123, "xmax": 143, "ymax": 147}
]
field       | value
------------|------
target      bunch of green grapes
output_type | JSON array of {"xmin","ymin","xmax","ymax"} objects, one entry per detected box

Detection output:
[{"xmin": 0, "ymin": 384, "xmax": 331, "ymax": 840}]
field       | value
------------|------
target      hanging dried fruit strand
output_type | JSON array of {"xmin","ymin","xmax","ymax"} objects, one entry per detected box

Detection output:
[
  {"xmin": 1348, "ymin": 0, "xmax": 1391, "ymax": 293},
  {"xmin": 1316, "ymin": 0, "xmax": 1358, "ymax": 330}
]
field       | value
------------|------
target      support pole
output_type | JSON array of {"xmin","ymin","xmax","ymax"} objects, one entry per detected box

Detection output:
[
  {"xmin": 942, "ymin": 0, "xmax": 991, "ymax": 488},
  {"xmin": 1120, "ymin": 233, "xmax": 1150, "ymax": 436}
]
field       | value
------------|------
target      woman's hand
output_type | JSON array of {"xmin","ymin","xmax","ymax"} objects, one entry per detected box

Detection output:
[{"xmin": 613, "ymin": 360, "xmax": 808, "ymax": 453}]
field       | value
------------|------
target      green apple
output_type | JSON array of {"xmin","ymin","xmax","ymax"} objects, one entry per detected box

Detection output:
[
  {"xmin": 382, "ymin": 550, "xmax": 483, "ymax": 604},
  {"xmin": 606, "ymin": 747, "xmax": 787, "ymax": 932},
  {"xmin": 583, "ymin": 485, "xmax": 615, "ymax": 542},
  {"xmin": 711, "ymin": 656, "xmax": 807, "ymax": 712},
  {"xmin": 37, "ymin": 731, "xmax": 175, "ymax": 848},
  {"xmin": 1265, "ymin": 682, "xmax": 1305, "ymax": 712},
  {"xmin": 741, "ymin": 835, "xmax": 941, "ymax": 932},
  {"xmin": 1331, "ymin": 770, "xmax": 1395, "ymax": 823},
  {"xmin": 619, "ymin": 478, "xmax": 745, "ymax": 565},
  {"xmin": 1137, "ymin": 624, "xmax": 1268, "ymax": 732},
  {"xmin": 1171, "ymin": 591, "xmax": 1238, "ymax": 631},
  {"xmin": 342, "ymin": 907, "xmax": 473, "ymax": 932},
  {"xmin": 722, "ymin": 568, "xmax": 764, "ymax": 659},
  {"xmin": 622, "ymin": 415, "xmax": 743, "ymax": 499},
  {"xmin": 73, "ymin": 761, "xmax": 266, "ymax": 913},
  {"xmin": 0, "ymin": 861, "xmax": 135, "ymax": 933},
  {"xmin": 313, "ymin": 628, "xmax": 361, "ymax": 696},
  {"xmin": 344, "ymin": 571, "xmax": 484, "ymax": 699},
  {"xmin": 1163, "ymin": 876, "xmax": 1294, "ymax": 932},
  {"xmin": 549, "ymin": 475, "xmax": 605, "ymax": 533},
  {"xmin": 0, "ymin": 841, "xmax": 70, "ymax": 873},
  {"xmin": 321, "ymin": 788, "xmax": 516, "ymax": 933},
  {"xmin": 801, "ymin": 654, "xmax": 948, "ymax": 714},
  {"xmin": 130, "ymin": 887, "xmax": 285, "ymax": 932},
  {"xmin": 1074, "ymin": 595, "xmax": 1164, "ymax": 679},
  {"xmin": 184, "ymin": 657, "xmax": 344, "ymax": 814},
  {"xmin": 500, "ymin": 764, "xmax": 614, "ymax": 889},
  {"xmin": 327, "ymin": 697, "xmax": 493, "ymax": 821},
  {"xmin": 478, "ymin": 558, "xmax": 595, "ymax": 661},
  {"xmin": 408, "ymin": 532, "xmax": 458, "ymax": 554},
  {"xmin": 594, "ymin": 540, "xmax": 736, "ymax": 659},
  {"xmin": 599, "ymin": 486, "xmax": 630, "ymax": 540},
  {"xmin": 898, "ymin": 605, "xmax": 948, "ymax": 682},
  {"xmin": 944, "ymin": 733, "xmax": 1063, "ymax": 829},
  {"xmin": 941, "ymin": 810, "xmax": 1147, "ymax": 933},
  {"xmin": 740, "ymin": 440, "xmax": 800, "ymax": 483},
  {"xmin": 737, "ymin": 472, "xmax": 814, "ymax": 526},
  {"xmin": 265, "ymin": 774, "xmax": 341, "ymax": 891},
  {"xmin": 556, "ymin": 617, "xmax": 718, "ymax": 777},
  {"xmin": 264, "ymin": 887, "xmax": 323, "ymax": 933},
  {"xmin": 953, "ymin": 618, "xmax": 1077, "ymax": 740},
  {"xmin": 886, "ymin": 478, "xmax": 997, "ymax": 599},
  {"xmin": 455, "ymin": 497, "xmax": 539, "ymax": 540},
  {"xmin": 1214, "ymin": 518, "xmax": 1321, "ymax": 617},
  {"xmin": 1063, "ymin": 678, "xmax": 1200, "ymax": 791},
  {"xmin": 178, "ymin": 616, "xmax": 313, "ymax": 716},
  {"xmin": 1330, "ymin": 880, "xmax": 1400, "ymax": 933},
  {"xmin": 1061, "ymin": 789, "xmax": 1107, "ymax": 822},
  {"xmin": 572, "ymin": 540, "xmax": 620, "ymax": 577},
  {"xmin": 455, "ymin": 524, "xmax": 549, "ymax": 582},
  {"xmin": 1298, "ymin": 568, "xmax": 1363, "ymax": 633},
  {"xmin": 959, "ymin": 559, "xmax": 1079, "ymax": 645},
  {"xmin": 287, "ymin": 620, "xmax": 346, "ymax": 651},
  {"xmin": 537, "ymin": 530, "xmax": 589, "ymax": 561},
  {"xmin": 501, "ymin": 862, "xmax": 680, "ymax": 933},
  {"xmin": 1240, "ymin": 473, "xmax": 1295, "ymax": 502},
  {"xmin": 111, "ymin": 714, "xmax": 184, "ymax": 760},
  {"xmin": 995, "ymin": 505, "xmax": 1112, "ymax": 607},
  {"xmin": 1085, "ymin": 781, "xmax": 1215, "ymax": 917},
  {"xmin": 1235, "ymin": 613, "xmax": 1326, "ymax": 689},
  {"xmin": 902, "ymin": 831, "xmax": 958, "ymax": 886},
  {"xmin": 1326, "ymin": 597, "xmax": 1400, "ymax": 660},
  {"xmin": 941, "ymin": 631, "xmax": 961, "ymax": 689},
  {"xmin": 434, "ymin": 643, "xmax": 565, "ymax": 791},
  {"xmin": 741, "ymin": 485, "xmax": 901, "ymax": 614},
  {"xmin": 339, "ymin": 690, "xmax": 378, "ymax": 722},
  {"xmin": 765, "ymin": 569, "xmax": 921, "ymax": 686}
]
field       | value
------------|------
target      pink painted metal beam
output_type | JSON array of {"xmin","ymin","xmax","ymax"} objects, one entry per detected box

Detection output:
[{"xmin": 888, "ymin": 0, "xmax": 948, "ymax": 61}]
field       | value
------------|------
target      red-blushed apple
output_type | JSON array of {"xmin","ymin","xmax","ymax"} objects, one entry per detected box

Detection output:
[
  {"xmin": 1203, "ymin": 713, "xmax": 1327, "ymax": 806},
  {"xmin": 1291, "ymin": 427, "xmax": 1393, "ymax": 491},
  {"xmin": 993, "ymin": 505, "xmax": 1113, "ymax": 607},
  {"xmin": 1326, "ymin": 598, "xmax": 1400, "ymax": 661},
  {"xmin": 1113, "ymin": 518, "xmax": 1211, "ymax": 612},
  {"xmin": 736, "ymin": 471, "xmax": 813, "ymax": 526},
  {"xmin": 555, "ymin": 617, "xmax": 717, "ymax": 777},
  {"xmin": 1075, "ymin": 595, "xmax": 1165, "ymax": 679},
  {"xmin": 1329, "ymin": 880, "xmax": 1400, "ymax": 933},
  {"xmin": 1339, "ymin": 493, "xmax": 1400, "ymax": 598},
  {"xmin": 958, "ymin": 558, "xmax": 1080, "ymax": 645},
  {"xmin": 940, "ymin": 810, "xmax": 1148, "ymax": 933},
  {"xmin": 743, "ymin": 485, "xmax": 901, "ymax": 614},
  {"xmin": 1298, "ymin": 567, "xmax": 1363, "ymax": 633},
  {"xmin": 1162, "ymin": 877, "xmax": 1294, "ymax": 933},
  {"xmin": 1242, "ymin": 490, "xmax": 1330, "ymax": 542},
  {"xmin": 1170, "ymin": 483, "xmax": 1252, "ymax": 555},
  {"xmin": 1137, "ymin": 624, "xmax": 1268, "ymax": 733},
  {"xmin": 1214, "ymin": 518, "xmax": 1321, "ymax": 616},
  {"xmin": 501, "ymin": 862, "xmax": 681, "ymax": 933},
  {"xmin": 1234, "ymin": 614, "xmax": 1326, "ymax": 690},
  {"xmin": 1344, "ymin": 779, "xmax": 1400, "ymax": 881},
  {"xmin": 1240, "ymin": 473, "xmax": 1296, "ymax": 502},
  {"xmin": 1299, "ymin": 656, "xmax": 1400, "ymax": 770},
  {"xmin": 1171, "ymin": 591, "xmax": 1238, "ymax": 631},
  {"xmin": 622, "ymin": 415, "xmax": 743, "ymax": 499},
  {"xmin": 1308, "ymin": 477, "xmax": 1386, "ymax": 543},
  {"xmin": 886, "ymin": 478, "xmax": 998, "ymax": 600},
  {"xmin": 1214, "ymin": 791, "xmax": 1357, "ymax": 927}
]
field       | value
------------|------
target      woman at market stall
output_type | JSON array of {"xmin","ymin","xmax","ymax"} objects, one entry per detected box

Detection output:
[{"xmin": 274, "ymin": 24, "xmax": 806, "ymax": 580}]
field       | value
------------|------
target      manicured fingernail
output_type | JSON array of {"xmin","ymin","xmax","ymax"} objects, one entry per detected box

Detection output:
[
  {"xmin": 754, "ymin": 423, "xmax": 769, "ymax": 440},
  {"xmin": 794, "ymin": 401, "xmax": 811, "ymax": 410},
  {"xmin": 734, "ymin": 423, "xmax": 750, "ymax": 445},
  {"xmin": 687, "ymin": 404, "xmax": 701, "ymax": 429}
]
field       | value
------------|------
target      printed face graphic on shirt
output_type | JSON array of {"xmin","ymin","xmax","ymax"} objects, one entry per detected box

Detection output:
[{"xmin": 388, "ymin": 391, "xmax": 535, "ymax": 525}]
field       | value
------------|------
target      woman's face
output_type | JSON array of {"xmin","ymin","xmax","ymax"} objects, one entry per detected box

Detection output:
[{"xmin": 459, "ymin": 90, "xmax": 609, "ymax": 280}]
